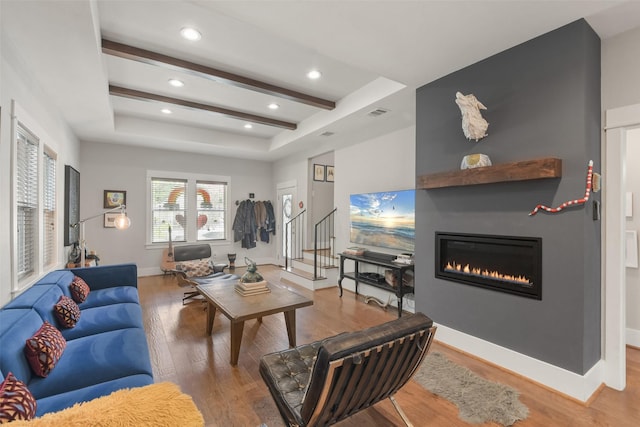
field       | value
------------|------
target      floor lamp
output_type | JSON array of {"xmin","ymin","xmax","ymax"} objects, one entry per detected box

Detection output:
[{"xmin": 71, "ymin": 204, "xmax": 131, "ymax": 266}]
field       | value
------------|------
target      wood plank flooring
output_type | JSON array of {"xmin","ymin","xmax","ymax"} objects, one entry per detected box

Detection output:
[{"xmin": 138, "ymin": 265, "xmax": 639, "ymax": 427}]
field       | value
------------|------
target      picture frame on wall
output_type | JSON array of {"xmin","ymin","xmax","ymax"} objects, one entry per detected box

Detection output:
[
  {"xmin": 64, "ymin": 165, "xmax": 80, "ymax": 246},
  {"xmin": 104, "ymin": 212, "xmax": 122, "ymax": 228},
  {"xmin": 313, "ymin": 164, "xmax": 325, "ymax": 182},
  {"xmin": 104, "ymin": 190, "xmax": 126, "ymax": 208},
  {"xmin": 326, "ymin": 166, "xmax": 335, "ymax": 182}
]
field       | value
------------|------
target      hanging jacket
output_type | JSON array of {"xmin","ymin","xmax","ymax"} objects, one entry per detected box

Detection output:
[
  {"xmin": 232, "ymin": 200, "xmax": 257, "ymax": 248},
  {"xmin": 264, "ymin": 200, "xmax": 276, "ymax": 235}
]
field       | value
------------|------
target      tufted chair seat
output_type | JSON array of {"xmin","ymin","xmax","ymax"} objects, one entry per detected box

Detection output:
[{"xmin": 259, "ymin": 312, "xmax": 436, "ymax": 427}]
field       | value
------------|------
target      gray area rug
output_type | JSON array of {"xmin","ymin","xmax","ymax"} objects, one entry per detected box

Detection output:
[{"xmin": 412, "ymin": 352, "xmax": 529, "ymax": 426}]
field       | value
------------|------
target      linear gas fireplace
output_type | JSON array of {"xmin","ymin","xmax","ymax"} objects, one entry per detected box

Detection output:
[{"xmin": 435, "ymin": 232, "xmax": 542, "ymax": 299}]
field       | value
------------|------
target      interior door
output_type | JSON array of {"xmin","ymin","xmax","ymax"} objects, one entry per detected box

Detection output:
[{"xmin": 276, "ymin": 185, "xmax": 296, "ymax": 266}]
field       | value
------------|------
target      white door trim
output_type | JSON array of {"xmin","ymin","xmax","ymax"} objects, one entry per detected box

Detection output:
[{"xmin": 602, "ymin": 102, "xmax": 640, "ymax": 390}]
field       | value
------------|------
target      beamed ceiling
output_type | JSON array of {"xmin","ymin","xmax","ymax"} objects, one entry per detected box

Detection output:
[{"xmin": 2, "ymin": 1, "xmax": 640, "ymax": 161}]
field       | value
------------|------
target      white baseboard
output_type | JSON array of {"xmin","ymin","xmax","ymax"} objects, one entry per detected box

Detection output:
[
  {"xmin": 434, "ymin": 323, "xmax": 604, "ymax": 402},
  {"xmin": 138, "ymin": 267, "xmax": 163, "ymax": 277},
  {"xmin": 627, "ymin": 327, "xmax": 640, "ymax": 347}
]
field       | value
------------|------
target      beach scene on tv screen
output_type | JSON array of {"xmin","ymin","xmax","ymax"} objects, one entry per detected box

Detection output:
[{"xmin": 350, "ymin": 189, "xmax": 415, "ymax": 251}]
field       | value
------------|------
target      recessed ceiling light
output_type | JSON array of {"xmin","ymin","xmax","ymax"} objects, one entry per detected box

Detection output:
[
  {"xmin": 168, "ymin": 79, "xmax": 184, "ymax": 87},
  {"xmin": 244, "ymin": 123, "xmax": 253, "ymax": 129},
  {"xmin": 307, "ymin": 70, "xmax": 322, "ymax": 80},
  {"xmin": 161, "ymin": 108, "xmax": 172, "ymax": 114},
  {"xmin": 180, "ymin": 27, "xmax": 201, "ymax": 41},
  {"xmin": 268, "ymin": 103, "xmax": 279, "ymax": 110}
]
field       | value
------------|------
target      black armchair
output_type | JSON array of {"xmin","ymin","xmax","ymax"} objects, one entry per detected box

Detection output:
[
  {"xmin": 260, "ymin": 312, "xmax": 436, "ymax": 426},
  {"xmin": 171, "ymin": 244, "xmax": 233, "ymax": 303}
]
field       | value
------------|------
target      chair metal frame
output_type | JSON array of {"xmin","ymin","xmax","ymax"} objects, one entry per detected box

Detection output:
[{"xmin": 261, "ymin": 313, "xmax": 436, "ymax": 427}]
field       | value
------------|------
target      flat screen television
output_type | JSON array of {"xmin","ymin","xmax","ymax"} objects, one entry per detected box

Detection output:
[{"xmin": 349, "ymin": 189, "xmax": 415, "ymax": 252}]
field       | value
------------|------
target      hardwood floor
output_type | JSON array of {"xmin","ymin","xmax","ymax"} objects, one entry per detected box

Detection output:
[{"xmin": 138, "ymin": 265, "xmax": 639, "ymax": 427}]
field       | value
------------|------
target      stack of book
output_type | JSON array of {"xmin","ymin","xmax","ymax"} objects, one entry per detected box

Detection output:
[
  {"xmin": 393, "ymin": 253, "xmax": 414, "ymax": 265},
  {"xmin": 344, "ymin": 247, "xmax": 365, "ymax": 256},
  {"xmin": 234, "ymin": 280, "xmax": 270, "ymax": 296}
]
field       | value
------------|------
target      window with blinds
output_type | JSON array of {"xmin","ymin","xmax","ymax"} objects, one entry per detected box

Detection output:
[
  {"xmin": 197, "ymin": 181, "xmax": 226, "ymax": 241},
  {"xmin": 43, "ymin": 150, "xmax": 57, "ymax": 268},
  {"xmin": 16, "ymin": 126, "xmax": 39, "ymax": 279},
  {"xmin": 149, "ymin": 173, "xmax": 229, "ymax": 244},
  {"xmin": 151, "ymin": 178, "xmax": 187, "ymax": 243}
]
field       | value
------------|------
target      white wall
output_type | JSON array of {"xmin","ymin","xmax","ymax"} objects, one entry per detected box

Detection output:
[
  {"xmin": 308, "ymin": 151, "xmax": 334, "ymax": 248},
  {"xmin": 0, "ymin": 29, "xmax": 81, "ymax": 306},
  {"xmin": 626, "ymin": 130, "xmax": 640, "ymax": 346},
  {"xmin": 602, "ymin": 26, "xmax": 640, "ymax": 111},
  {"xmin": 602, "ymin": 25, "xmax": 640, "ymax": 347},
  {"xmin": 334, "ymin": 126, "xmax": 416, "ymax": 309},
  {"xmin": 273, "ymin": 154, "xmax": 309, "ymax": 219},
  {"xmin": 79, "ymin": 142, "xmax": 275, "ymax": 276}
]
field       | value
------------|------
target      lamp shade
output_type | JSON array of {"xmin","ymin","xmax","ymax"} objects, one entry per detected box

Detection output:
[{"xmin": 114, "ymin": 213, "xmax": 131, "ymax": 230}]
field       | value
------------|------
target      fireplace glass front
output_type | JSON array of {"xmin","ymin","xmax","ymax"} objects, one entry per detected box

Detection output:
[{"xmin": 435, "ymin": 232, "xmax": 542, "ymax": 299}]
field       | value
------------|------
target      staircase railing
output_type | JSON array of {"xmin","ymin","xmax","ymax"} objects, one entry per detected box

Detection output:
[
  {"xmin": 313, "ymin": 208, "xmax": 337, "ymax": 279},
  {"xmin": 285, "ymin": 209, "xmax": 306, "ymax": 271}
]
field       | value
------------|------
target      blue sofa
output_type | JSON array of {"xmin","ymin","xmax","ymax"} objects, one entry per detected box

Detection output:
[{"xmin": 0, "ymin": 264, "xmax": 153, "ymax": 417}]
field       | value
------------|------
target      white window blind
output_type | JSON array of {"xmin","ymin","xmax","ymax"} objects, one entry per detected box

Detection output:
[
  {"xmin": 16, "ymin": 126, "xmax": 39, "ymax": 279},
  {"xmin": 43, "ymin": 150, "xmax": 56, "ymax": 268},
  {"xmin": 197, "ymin": 181, "xmax": 227, "ymax": 241},
  {"xmin": 151, "ymin": 178, "xmax": 187, "ymax": 243}
]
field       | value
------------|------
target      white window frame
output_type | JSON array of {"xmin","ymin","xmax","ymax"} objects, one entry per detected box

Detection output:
[
  {"xmin": 43, "ymin": 148, "xmax": 57, "ymax": 269},
  {"xmin": 146, "ymin": 170, "xmax": 231, "ymax": 247},
  {"xmin": 11, "ymin": 100, "xmax": 60, "ymax": 294}
]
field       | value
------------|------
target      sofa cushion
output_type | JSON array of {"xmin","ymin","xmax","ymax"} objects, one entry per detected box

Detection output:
[
  {"xmin": 69, "ymin": 276, "xmax": 90, "ymax": 303},
  {"xmin": 0, "ymin": 372, "xmax": 37, "ymax": 422},
  {"xmin": 24, "ymin": 322, "xmax": 66, "ymax": 378},
  {"xmin": 26, "ymin": 328, "xmax": 153, "ymax": 399},
  {"xmin": 19, "ymin": 381, "xmax": 199, "ymax": 424},
  {"xmin": 60, "ymin": 303, "xmax": 143, "ymax": 341},
  {"xmin": 53, "ymin": 296, "xmax": 80, "ymax": 329},
  {"xmin": 34, "ymin": 270, "xmax": 75, "ymax": 290},
  {"xmin": 0, "ymin": 310, "xmax": 44, "ymax": 384},
  {"xmin": 68, "ymin": 264, "xmax": 138, "ymax": 291},
  {"xmin": 32, "ymin": 374, "xmax": 153, "ymax": 417},
  {"xmin": 78, "ymin": 286, "xmax": 140, "ymax": 309}
]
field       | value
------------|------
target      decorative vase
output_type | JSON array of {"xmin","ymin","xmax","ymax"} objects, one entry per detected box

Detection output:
[
  {"xmin": 461, "ymin": 153, "xmax": 492, "ymax": 170},
  {"xmin": 227, "ymin": 253, "xmax": 236, "ymax": 270}
]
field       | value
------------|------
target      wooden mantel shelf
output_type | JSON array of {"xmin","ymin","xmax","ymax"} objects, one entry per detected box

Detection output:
[{"xmin": 417, "ymin": 157, "xmax": 562, "ymax": 190}]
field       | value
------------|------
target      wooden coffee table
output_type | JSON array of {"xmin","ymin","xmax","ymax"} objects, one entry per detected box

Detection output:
[{"xmin": 196, "ymin": 281, "xmax": 313, "ymax": 365}]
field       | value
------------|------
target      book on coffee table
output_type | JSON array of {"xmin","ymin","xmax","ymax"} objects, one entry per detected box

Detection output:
[{"xmin": 234, "ymin": 281, "xmax": 270, "ymax": 296}]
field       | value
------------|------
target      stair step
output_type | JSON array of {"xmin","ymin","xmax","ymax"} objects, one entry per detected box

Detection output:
[
  {"xmin": 281, "ymin": 267, "xmax": 326, "ymax": 281},
  {"xmin": 294, "ymin": 258, "xmax": 339, "ymax": 269},
  {"xmin": 303, "ymin": 247, "xmax": 332, "ymax": 255}
]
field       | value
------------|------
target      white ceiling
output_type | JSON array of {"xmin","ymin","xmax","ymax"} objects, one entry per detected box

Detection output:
[{"xmin": 2, "ymin": 0, "xmax": 639, "ymax": 161}]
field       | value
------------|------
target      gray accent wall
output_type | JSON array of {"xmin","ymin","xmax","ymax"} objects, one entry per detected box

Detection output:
[{"xmin": 415, "ymin": 20, "xmax": 601, "ymax": 375}]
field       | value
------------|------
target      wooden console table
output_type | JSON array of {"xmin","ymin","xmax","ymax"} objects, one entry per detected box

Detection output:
[{"xmin": 338, "ymin": 252, "xmax": 414, "ymax": 318}]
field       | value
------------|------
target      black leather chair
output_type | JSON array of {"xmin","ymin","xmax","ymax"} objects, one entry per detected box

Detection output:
[
  {"xmin": 172, "ymin": 244, "xmax": 235, "ymax": 303},
  {"xmin": 260, "ymin": 312, "xmax": 436, "ymax": 427}
]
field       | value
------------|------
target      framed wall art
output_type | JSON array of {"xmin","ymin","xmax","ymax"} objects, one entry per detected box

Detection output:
[
  {"xmin": 104, "ymin": 190, "xmax": 126, "ymax": 208},
  {"xmin": 104, "ymin": 212, "xmax": 122, "ymax": 228},
  {"xmin": 326, "ymin": 166, "xmax": 335, "ymax": 182},
  {"xmin": 64, "ymin": 165, "xmax": 80, "ymax": 246},
  {"xmin": 313, "ymin": 164, "xmax": 325, "ymax": 182}
]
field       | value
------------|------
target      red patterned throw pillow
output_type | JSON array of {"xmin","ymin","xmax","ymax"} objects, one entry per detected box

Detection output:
[
  {"xmin": 0, "ymin": 372, "xmax": 37, "ymax": 422},
  {"xmin": 53, "ymin": 295, "xmax": 81, "ymax": 328},
  {"xmin": 178, "ymin": 259, "xmax": 213, "ymax": 278},
  {"xmin": 69, "ymin": 275, "xmax": 90, "ymax": 303},
  {"xmin": 24, "ymin": 322, "xmax": 67, "ymax": 377}
]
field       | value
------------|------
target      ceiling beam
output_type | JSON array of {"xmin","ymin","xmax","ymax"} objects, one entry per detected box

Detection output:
[
  {"xmin": 109, "ymin": 85, "xmax": 298, "ymax": 130},
  {"xmin": 102, "ymin": 39, "xmax": 336, "ymax": 110}
]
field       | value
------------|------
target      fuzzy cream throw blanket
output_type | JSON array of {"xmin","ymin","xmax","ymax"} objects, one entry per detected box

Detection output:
[{"xmin": 13, "ymin": 382, "xmax": 204, "ymax": 426}]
